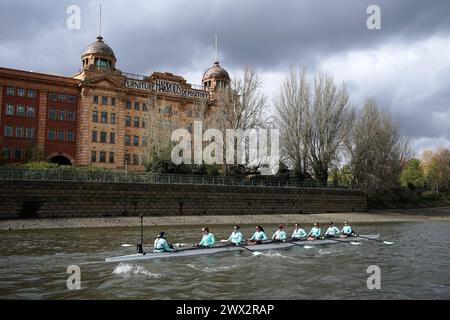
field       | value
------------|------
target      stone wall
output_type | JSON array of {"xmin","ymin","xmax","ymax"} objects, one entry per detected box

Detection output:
[{"xmin": 0, "ymin": 180, "xmax": 367, "ymax": 219}]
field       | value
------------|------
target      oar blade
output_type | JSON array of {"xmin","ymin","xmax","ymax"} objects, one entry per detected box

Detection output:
[
  {"xmin": 383, "ymin": 241, "xmax": 394, "ymax": 245},
  {"xmin": 350, "ymin": 241, "xmax": 361, "ymax": 245},
  {"xmin": 121, "ymin": 244, "xmax": 132, "ymax": 247},
  {"xmin": 252, "ymin": 251, "xmax": 263, "ymax": 256},
  {"xmin": 303, "ymin": 245, "xmax": 313, "ymax": 249}
]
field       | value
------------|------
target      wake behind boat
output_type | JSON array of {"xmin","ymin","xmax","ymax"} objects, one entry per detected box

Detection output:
[{"xmin": 105, "ymin": 234, "xmax": 379, "ymax": 263}]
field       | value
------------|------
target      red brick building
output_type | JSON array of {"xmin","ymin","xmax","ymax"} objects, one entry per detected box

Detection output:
[{"xmin": 0, "ymin": 36, "xmax": 230, "ymax": 170}]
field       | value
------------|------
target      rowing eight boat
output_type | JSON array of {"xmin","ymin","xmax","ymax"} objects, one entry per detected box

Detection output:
[{"xmin": 104, "ymin": 234, "xmax": 379, "ymax": 263}]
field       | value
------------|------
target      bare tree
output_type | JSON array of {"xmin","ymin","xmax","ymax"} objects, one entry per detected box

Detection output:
[
  {"xmin": 211, "ymin": 66, "xmax": 272, "ymax": 175},
  {"xmin": 275, "ymin": 66, "xmax": 310, "ymax": 178},
  {"xmin": 304, "ymin": 73, "xmax": 355, "ymax": 184},
  {"xmin": 347, "ymin": 99, "xmax": 412, "ymax": 190}
]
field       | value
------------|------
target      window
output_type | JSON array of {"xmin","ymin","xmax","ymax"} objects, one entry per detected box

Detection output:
[
  {"xmin": 59, "ymin": 109, "xmax": 65, "ymax": 121},
  {"xmin": 48, "ymin": 109, "xmax": 57, "ymax": 120},
  {"xmin": 110, "ymin": 132, "xmax": 115, "ymax": 144},
  {"xmin": 133, "ymin": 117, "xmax": 140, "ymax": 128},
  {"xmin": 14, "ymin": 148, "xmax": 23, "ymax": 160},
  {"xmin": 18, "ymin": 88, "xmax": 25, "ymax": 97},
  {"xmin": 133, "ymin": 154, "xmax": 139, "ymax": 165},
  {"xmin": 109, "ymin": 152, "xmax": 115, "ymax": 163},
  {"xmin": 67, "ymin": 131, "xmax": 75, "ymax": 142},
  {"xmin": 100, "ymin": 131, "xmax": 107, "ymax": 143},
  {"xmin": 91, "ymin": 151, "xmax": 97, "ymax": 162},
  {"xmin": 101, "ymin": 96, "xmax": 108, "ymax": 105},
  {"xmin": 5, "ymin": 104, "xmax": 14, "ymax": 116},
  {"xmin": 15, "ymin": 126, "xmax": 23, "ymax": 138},
  {"xmin": 28, "ymin": 89, "xmax": 36, "ymax": 98},
  {"xmin": 92, "ymin": 111, "xmax": 98, "ymax": 122},
  {"xmin": 111, "ymin": 97, "xmax": 116, "ymax": 106},
  {"xmin": 164, "ymin": 106, "xmax": 172, "ymax": 115},
  {"xmin": 48, "ymin": 129, "xmax": 55, "ymax": 140},
  {"xmin": 133, "ymin": 136, "xmax": 139, "ymax": 146},
  {"xmin": 4, "ymin": 125, "xmax": 13, "ymax": 137},
  {"xmin": 93, "ymin": 95, "xmax": 99, "ymax": 104},
  {"xmin": 92, "ymin": 131, "xmax": 97, "ymax": 142},
  {"xmin": 125, "ymin": 154, "xmax": 131, "ymax": 164},
  {"xmin": 25, "ymin": 127, "xmax": 34, "ymax": 139},
  {"xmin": 68, "ymin": 95, "xmax": 76, "ymax": 103},
  {"xmin": 16, "ymin": 105, "xmax": 25, "ymax": 116},
  {"xmin": 126, "ymin": 100, "xmax": 131, "ymax": 109},
  {"xmin": 57, "ymin": 130, "xmax": 65, "ymax": 141},
  {"xmin": 143, "ymin": 103, "xmax": 148, "ymax": 111},
  {"xmin": 6, "ymin": 87, "xmax": 15, "ymax": 96},
  {"xmin": 49, "ymin": 93, "xmax": 58, "ymax": 101},
  {"xmin": 142, "ymin": 136, "xmax": 147, "ymax": 146},
  {"xmin": 59, "ymin": 94, "xmax": 66, "ymax": 102},
  {"xmin": 2, "ymin": 146, "xmax": 11, "ymax": 160},
  {"xmin": 142, "ymin": 119, "xmax": 147, "ymax": 129},
  {"xmin": 99, "ymin": 151, "xmax": 106, "ymax": 163},
  {"xmin": 134, "ymin": 102, "xmax": 140, "ymax": 111},
  {"xmin": 110, "ymin": 113, "xmax": 116, "ymax": 124},
  {"xmin": 125, "ymin": 135, "xmax": 130, "ymax": 146},
  {"xmin": 125, "ymin": 116, "xmax": 131, "ymax": 127},
  {"xmin": 101, "ymin": 112, "xmax": 107, "ymax": 123},
  {"xmin": 27, "ymin": 106, "xmax": 35, "ymax": 117},
  {"xmin": 68, "ymin": 111, "xmax": 76, "ymax": 121}
]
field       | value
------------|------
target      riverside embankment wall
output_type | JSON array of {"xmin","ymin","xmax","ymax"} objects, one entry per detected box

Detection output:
[{"xmin": 0, "ymin": 180, "xmax": 367, "ymax": 219}]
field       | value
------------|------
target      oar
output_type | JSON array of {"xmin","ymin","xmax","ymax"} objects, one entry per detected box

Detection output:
[
  {"xmin": 323, "ymin": 237, "xmax": 361, "ymax": 245},
  {"xmin": 289, "ymin": 238, "xmax": 314, "ymax": 249},
  {"xmin": 357, "ymin": 235, "xmax": 394, "ymax": 245},
  {"xmin": 239, "ymin": 244, "xmax": 262, "ymax": 256}
]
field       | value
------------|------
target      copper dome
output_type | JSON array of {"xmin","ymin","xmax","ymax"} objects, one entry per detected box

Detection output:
[
  {"xmin": 82, "ymin": 36, "xmax": 116, "ymax": 60},
  {"xmin": 202, "ymin": 61, "xmax": 230, "ymax": 81}
]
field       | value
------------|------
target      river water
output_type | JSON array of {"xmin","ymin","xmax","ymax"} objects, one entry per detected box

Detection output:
[{"xmin": 0, "ymin": 222, "xmax": 449, "ymax": 299}]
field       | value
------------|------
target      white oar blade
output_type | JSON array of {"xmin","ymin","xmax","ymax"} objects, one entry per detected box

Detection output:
[
  {"xmin": 350, "ymin": 242, "xmax": 361, "ymax": 245},
  {"xmin": 252, "ymin": 251, "xmax": 263, "ymax": 256},
  {"xmin": 383, "ymin": 241, "xmax": 394, "ymax": 245},
  {"xmin": 220, "ymin": 240, "xmax": 228, "ymax": 242},
  {"xmin": 121, "ymin": 244, "xmax": 132, "ymax": 247},
  {"xmin": 303, "ymin": 245, "xmax": 313, "ymax": 249}
]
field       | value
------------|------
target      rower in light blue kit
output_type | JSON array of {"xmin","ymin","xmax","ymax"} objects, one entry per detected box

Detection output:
[
  {"xmin": 224, "ymin": 225, "xmax": 243, "ymax": 246},
  {"xmin": 291, "ymin": 223, "xmax": 307, "ymax": 240},
  {"xmin": 197, "ymin": 227, "xmax": 215, "ymax": 247},
  {"xmin": 272, "ymin": 224, "xmax": 287, "ymax": 242},
  {"xmin": 340, "ymin": 221, "xmax": 355, "ymax": 237},
  {"xmin": 248, "ymin": 225, "xmax": 268, "ymax": 245},
  {"xmin": 324, "ymin": 221, "xmax": 340, "ymax": 238},
  {"xmin": 307, "ymin": 222, "xmax": 322, "ymax": 240},
  {"xmin": 153, "ymin": 232, "xmax": 174, "ymax": 253}
]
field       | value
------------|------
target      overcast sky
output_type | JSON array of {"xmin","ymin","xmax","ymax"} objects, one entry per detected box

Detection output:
[{"xmin": 0, "ymin": 0, "xmax": 449, "ymax": 155}]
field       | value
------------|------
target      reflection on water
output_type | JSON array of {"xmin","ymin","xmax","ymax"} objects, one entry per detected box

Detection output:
[{"xmin": 0, "ymin": 222, "xmax": 449, "ymax": 299}]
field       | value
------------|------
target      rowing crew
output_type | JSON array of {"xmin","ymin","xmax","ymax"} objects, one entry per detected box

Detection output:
[{"xmin": 153, "ymin": 222, "xmax": 355, "ymax": 252}]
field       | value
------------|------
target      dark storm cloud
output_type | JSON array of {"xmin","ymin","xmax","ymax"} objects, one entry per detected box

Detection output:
[{"xmin": 0, "ymin": 0, "xmax": 449, "ymax": 152}]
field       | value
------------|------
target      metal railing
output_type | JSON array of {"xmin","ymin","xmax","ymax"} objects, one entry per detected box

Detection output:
[{"xmin": 0, "ymin": 168, "xmax": 357, "ymax": 190}]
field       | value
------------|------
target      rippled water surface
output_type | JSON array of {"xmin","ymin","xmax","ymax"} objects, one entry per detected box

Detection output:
[{"xmin": 0, "ymin": 222, "xmax": 449, "ymax": 299}]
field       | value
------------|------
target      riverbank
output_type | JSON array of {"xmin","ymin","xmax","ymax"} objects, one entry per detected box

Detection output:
[{"xmin": 0, "ymin": 207, "xmax": 449, "ymax": 230}]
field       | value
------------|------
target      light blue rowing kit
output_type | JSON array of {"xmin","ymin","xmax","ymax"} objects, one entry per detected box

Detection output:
[
  {"xmin": 227, "ymin": 231, "xmax": 243, "ymax": 245},
  {"xmin": 292, "ymin": 228, "xmax": 307, "ymax": 239},
  {"xmin": 153, "ymin": 238, "xmax": 173, "ymax": 253},
  {"xmin": 272, "ymin": 230, "xmax": 287, "ymax": 241},
  {"xmin": 325, "ymin": 226, "xmax": 340, "ymax": 236},
  {"xmin": 341, "ymin": 226, "xmax": 353, "ymax": 235},
  {"xmin": 250, "ymin": 231, "xmax": 268, "ymax": 241},
  {"xmin": 199, "ymin": 233, "xmax": 215, "ymax": 247},
  {"xmin": 308, "ymin": 227, "xmax": 322, "ymax": 238}
]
